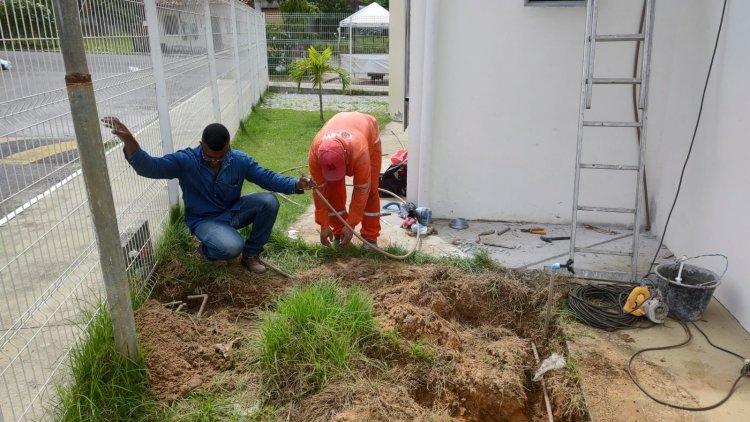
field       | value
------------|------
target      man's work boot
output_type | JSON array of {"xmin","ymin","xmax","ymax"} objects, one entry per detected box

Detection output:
[
  {"xmin": 361, "ymin": 238, "xmax": 378, "ymax": 251},
  {"xmin": 241, "ymin": 255, "xmax": 267, "ymax": 274}
]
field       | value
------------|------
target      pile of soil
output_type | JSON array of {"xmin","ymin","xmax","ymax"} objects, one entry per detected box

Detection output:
[{"xmin": 138, "ymin": 257, "xmax": 586, "ymax": 421}]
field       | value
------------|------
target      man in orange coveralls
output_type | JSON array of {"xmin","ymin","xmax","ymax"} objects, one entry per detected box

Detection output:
[{"xmin": 308, "ymin": 111, "xmax": 382, "ymax": 247}]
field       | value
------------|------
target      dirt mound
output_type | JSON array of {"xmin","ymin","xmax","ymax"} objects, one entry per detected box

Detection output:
[
  {"xmin": 135, "ymin": 300, "xmax": 242, "ymax": 401},
  {"xmin": 140, "ymin": 257, "xmax": 584, "ymax": 420},
  {"xmin": 372, "ymin": 278, "xmax": 532, "ymax": 421},
  {"xmin": 155, "ymin": 263, "xmax": 289, "ymax": 310},
  {"xmin": 293, "ymin": 261, "xmax": 558, "ymax": 421}
]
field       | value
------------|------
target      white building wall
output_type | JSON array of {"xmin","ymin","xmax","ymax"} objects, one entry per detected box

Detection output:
[
  {"xmin": 647, "ymin": 0, "xmax": 750, "ymax": 330},
  {"xmin": 388, "ymin": 0, "xmax": 405, "ymax": 121},
  {"xmin": 407, "ymin": 0, "xmax": 749, "ymax": 329}
]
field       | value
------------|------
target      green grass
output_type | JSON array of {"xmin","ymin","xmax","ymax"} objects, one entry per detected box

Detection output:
[
  {"xmin": 561, "ymin": 352, "xmax": 588, "ymax": 420},
  {"xmin": 233, "ymin": 106, "xmax": 390, "ymax": 232},
  {"xmin": 163, "ymin": 391, "xmax": 275, "ymax": 422},
  {"xmin": 257, "ymin": 281, "xmax": 376, "ymax": 398},
  {"xmin": 83, "ymin": 36, "xmax": 135, "ymax": 53},
  {"xmin": 54, "ymin": 296, "xmax": 163, "ymax": 421},
  {"xmin": 233, "ymin": 108, "xmax": 322, "ymax": 230},
  {"xmin": 408, "ymin": 340, "xmax": 435, "ymax": 364},
  {"xmin": 260, "ymin": 233, "xmax": 499, "ymax": 276},
  {"xmin": 2, "ymin": 36, "xmax": 135, "ymax": 53}
]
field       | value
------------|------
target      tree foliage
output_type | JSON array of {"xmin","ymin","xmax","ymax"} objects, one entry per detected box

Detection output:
[
  {"xmin": 0, "ymin": 0, "xmax": 55, "ymax": 41},
  {"xmin": 367, "ymin": 0, "xmax": 389, "ymax": 10},
  {"xmin": 317, "ymin": 0, "xmax": 351, "ymax": 13},
  {"xmin": 316, "ymin": 0, "xmax": 389, "ymax": 14},
  {"xmin": 289, "ymin": 46, "xmax": 350, "ymax": 121},
  {"xmin": 279, "ymin": 0, "xmax": 318, "ymax": 13}
]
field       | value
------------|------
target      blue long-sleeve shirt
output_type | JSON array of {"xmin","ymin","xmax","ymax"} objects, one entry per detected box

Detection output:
[{"xmin": 127, "ymin": 146, "xmax": 299, "ymax": 231}]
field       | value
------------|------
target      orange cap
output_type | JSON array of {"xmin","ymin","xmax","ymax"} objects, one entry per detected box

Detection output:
[{"xmin": 318, "ymin": 140, "xmax": 346, "ymax": 182}]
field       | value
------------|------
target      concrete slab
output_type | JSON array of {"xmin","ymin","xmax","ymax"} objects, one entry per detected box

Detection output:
[{"xmin": 568, "ymin": 299, "xmax": 750, "ymax": 421}]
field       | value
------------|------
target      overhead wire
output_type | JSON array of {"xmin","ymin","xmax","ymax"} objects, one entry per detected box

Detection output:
[{"xmin": 646, "ymin": 0, "xmax": 728, "ymax": 277}]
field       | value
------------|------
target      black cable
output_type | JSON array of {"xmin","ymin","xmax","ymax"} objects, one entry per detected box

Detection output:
[
  {"xmin": 691, "ymin": 321, "xmax": 745, "ymax": 360},
  {"xmin": 627, "ymin": 320, "xmax": 747, "ymax": 411},
  {"xmin": 647, "ymin": 0, "xmax": 728, "ymax": 276},
  {"xmin": 567, "ymin": 284, "xmax": 650, "ymax": 330}
]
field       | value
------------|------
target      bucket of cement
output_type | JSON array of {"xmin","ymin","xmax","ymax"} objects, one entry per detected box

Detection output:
[{"xmin": 655, "ymin": 263, "xmax": 720, "ymax": 321}]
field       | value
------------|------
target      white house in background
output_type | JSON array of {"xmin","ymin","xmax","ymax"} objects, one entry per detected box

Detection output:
[
  {"xmin": 393, "ymin": 0, "xmax": 750, "ymax": 331},
  {"xmin": 154, "ymin": 0, "xmax": 259, "ymax": 54}
]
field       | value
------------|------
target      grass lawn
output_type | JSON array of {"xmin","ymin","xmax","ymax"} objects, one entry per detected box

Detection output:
[
  {"xmin": 2, "ymin": 37, "xmax": 136, "ymax": 53},
  {"xmin": 83, "ymin": 36, "xmax": 136, "ymax": 53},
  {"xmin": 233, "ymin": 105, "xmax": 390, "ymax": 231}
]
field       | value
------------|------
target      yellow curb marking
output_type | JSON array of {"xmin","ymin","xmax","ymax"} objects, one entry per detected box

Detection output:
[{"xmin": 0, "ymin": 140, "xmax": 78, "ymax": 165}]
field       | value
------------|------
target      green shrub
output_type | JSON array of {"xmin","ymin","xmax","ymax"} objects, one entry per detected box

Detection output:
[
  {"xmin": 258, "ymin": 281, "xmax": 375, "ymax": 397},
  {"xmin": 1, "ymin": 0, "xmax": 55, "ymax": 50}
]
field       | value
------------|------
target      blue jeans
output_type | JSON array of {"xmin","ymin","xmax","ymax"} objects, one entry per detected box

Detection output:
[{"xmin": 193, "ymin": 192, "xmax": 280, "ymax": 260}]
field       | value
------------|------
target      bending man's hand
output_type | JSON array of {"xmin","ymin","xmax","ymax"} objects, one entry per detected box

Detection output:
[
  {"xmin": 320, "ymin": 227, "xmax": 334, "ymax": 246},
  {"xmin": 339, "ymin": 227, "xmax": 354, "ymax": 247}
]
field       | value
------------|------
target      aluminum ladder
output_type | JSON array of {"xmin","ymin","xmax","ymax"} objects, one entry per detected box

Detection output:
[{"xmin": 569, "ymin": 0, "xmax": 656, "ymax": 282}]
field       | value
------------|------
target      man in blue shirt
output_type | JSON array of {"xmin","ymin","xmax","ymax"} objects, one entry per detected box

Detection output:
[{"xmin": 102, "ymin": 117, "xmax": 314, "ymax": 274}]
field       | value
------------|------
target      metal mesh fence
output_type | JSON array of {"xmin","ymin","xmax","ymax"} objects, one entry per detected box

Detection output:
[
  {"xmin": 265, "ymin": 12, "xmax": 389, "ymax": 90},
  {"xmin": 0, "ymin": 0, "xmax": 266, "ymax": 420}
]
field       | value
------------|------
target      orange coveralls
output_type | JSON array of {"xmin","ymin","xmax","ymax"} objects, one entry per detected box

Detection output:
[{"xmin": 308, "ymin": 112, "xmax": 382, "ymax": 241}]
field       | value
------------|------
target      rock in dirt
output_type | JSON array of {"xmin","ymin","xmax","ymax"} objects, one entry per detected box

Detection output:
[{"xmin": 187, "ymin": 375, "xmax": 202, "ymax": 390}]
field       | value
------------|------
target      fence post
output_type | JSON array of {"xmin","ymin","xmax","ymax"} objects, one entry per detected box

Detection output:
[
  {"xmin": 349, "ymin": 25, "xmax": 353, "ymax": 94},
  {"xmin": 254, "ymin": 14, "xmax": 262, "ymax": 102},
  {"xmin": 204, "ymin": 0, "xmax": 222, "ymax": 122},
  {"xmin": 51, "ymin": 0, "xmax": 138, "ymax": 360},
  {"xmin": 230, "ymin": 1, "xmax": 245, "ymax": 120},
  {"xmin": 245, "ymin": 9, "xmax": 255, "ymax": 105},
  {"xmin": 261, "ymin": 13, "xmax": 269, "ymax": 87},
  {"xmin": 144, "ymin": 0, "xmax": 179, "ymax": 206}
]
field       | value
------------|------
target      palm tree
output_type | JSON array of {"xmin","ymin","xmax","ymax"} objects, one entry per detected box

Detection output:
[{"xmin": 289, "ymin": 46, "xmax": 351, "ymax": 121}]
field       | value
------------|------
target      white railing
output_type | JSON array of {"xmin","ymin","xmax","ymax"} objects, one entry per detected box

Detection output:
[{"xmin": 0, "ymin": 0, "xmax": 267, "ymax": 420}]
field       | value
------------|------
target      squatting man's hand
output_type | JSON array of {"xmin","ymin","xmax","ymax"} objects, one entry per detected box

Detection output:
[
  {"xmin": 101, "ymin": 116, "xmax": 134, "ymax": 142},
  {"xmin": 296, "ymin": 172, "xmax": 316, "ymax": 190}
]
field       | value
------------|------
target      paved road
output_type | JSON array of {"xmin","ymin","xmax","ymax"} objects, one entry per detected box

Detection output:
[{"xmin": 0, "ymin": 49, "xmax": 234, "ymax": 217}]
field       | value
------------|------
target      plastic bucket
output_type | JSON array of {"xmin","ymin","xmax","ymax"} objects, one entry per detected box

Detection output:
[{"xmin": 655, "ymin": 263, "xmax": 720, "ymax": 321}]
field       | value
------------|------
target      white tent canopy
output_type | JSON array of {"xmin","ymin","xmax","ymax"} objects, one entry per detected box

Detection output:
[
  {"xmin": 338, "ymin": 3, "xmax": 390, "ymax": 77},
  {"xmin": 338, "ymin": 2, "xmax": 389, "ymax": 29}
]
